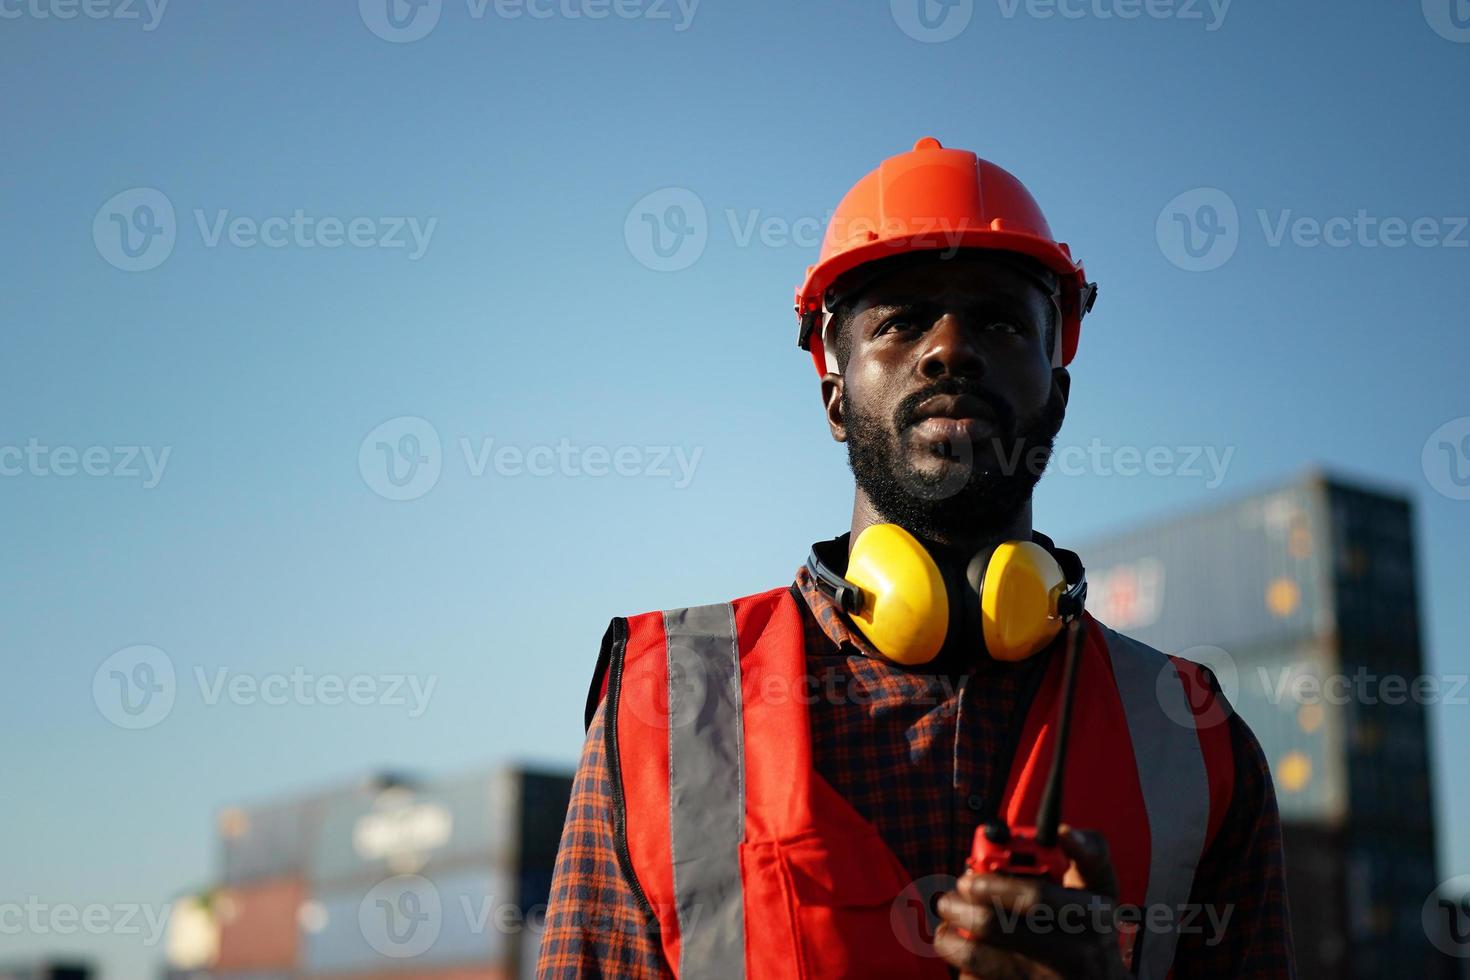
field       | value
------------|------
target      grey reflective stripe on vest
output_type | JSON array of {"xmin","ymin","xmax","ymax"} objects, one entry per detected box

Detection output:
[
  {"xmin": 663, "ymin": 603, "xmax": 747, "ymax": 979},
  {"xmin": 1101, "ymin": 625, "xmax": 1210, "ymax": 980}
]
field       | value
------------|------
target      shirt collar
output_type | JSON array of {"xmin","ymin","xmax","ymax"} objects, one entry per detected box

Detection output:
[{"xmin": 793, "ymin": 563, "xmax": 885, "ymax": 659}]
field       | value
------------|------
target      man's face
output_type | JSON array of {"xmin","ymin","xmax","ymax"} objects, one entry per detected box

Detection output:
[{"xmin": 824, "ymin": 252, "xmax": 1070, "ymax": 542}]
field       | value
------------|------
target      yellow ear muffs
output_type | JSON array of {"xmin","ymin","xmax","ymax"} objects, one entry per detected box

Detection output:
[
  {"xmin": 979, "ymin": 541, "xmax": 1067, "ymax": 662},
  {"xmin": 843, "ymin": 523, "xmax": 949, "ymax": 665}
]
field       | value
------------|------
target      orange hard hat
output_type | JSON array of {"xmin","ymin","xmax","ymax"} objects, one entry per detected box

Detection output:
[{"xmin": 794, "ymin": 137, "xmax": 1097, "ymax": 376}]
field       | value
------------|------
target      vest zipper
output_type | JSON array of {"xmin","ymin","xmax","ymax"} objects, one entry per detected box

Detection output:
[{"xmin": 602, "ymin": 616, "xmax": 659, "ymax": 925}]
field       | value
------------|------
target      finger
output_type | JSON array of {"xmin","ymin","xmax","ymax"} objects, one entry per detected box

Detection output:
[
  {"xmin": 960, "ymin": 871, "xmax": 1047, "ymax": 918},
  {"xmin": 933, "ymin": 921, "xmax": 1040, "ymax": 980},
  {"xmin": 936, "ymin": 890, "xmax": 997, "ymax": 941},
  {"xmin": 960, "ymin": 872, "xmax": 1117, "ymax": 966},
  {"xmin": 1059, "ymin": 825, "xmax": 1120, "ymax": 898}
]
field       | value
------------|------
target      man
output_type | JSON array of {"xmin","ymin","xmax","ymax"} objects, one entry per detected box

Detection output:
[{"xmin": 538, "ymin": 138, "xmax": 1293, "ymax": 978}]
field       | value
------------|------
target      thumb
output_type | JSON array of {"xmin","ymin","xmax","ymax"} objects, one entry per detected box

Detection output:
[{"xmin": 1059, "ymin": 825, "xmax": 1120, "ymax": 898}]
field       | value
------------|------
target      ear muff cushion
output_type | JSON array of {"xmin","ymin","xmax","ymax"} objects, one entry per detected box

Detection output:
[
  {"xmin": 980, "ymin": 541, "xmax": 1066, "ymax": 662},
  {"xmin": 843, "ymin": 524, "xmax": 948, "ymax": 665}
]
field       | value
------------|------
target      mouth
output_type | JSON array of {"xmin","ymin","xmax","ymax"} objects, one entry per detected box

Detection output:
[{"xmin": 907, "ymin": 393, "xmax": 996, "ymax": 442}]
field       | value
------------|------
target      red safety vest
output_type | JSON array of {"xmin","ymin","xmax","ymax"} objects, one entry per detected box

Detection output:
[{"xmin": 587, "ymin": 586, "xmax": 1234, "ymax": 980}]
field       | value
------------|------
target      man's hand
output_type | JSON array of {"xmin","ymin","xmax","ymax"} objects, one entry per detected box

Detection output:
[{"xmin": 932, "ymin": 826, "xmax": 1129, "ymax": 979}]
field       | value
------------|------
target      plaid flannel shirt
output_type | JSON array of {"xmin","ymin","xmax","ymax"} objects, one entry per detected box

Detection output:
[{"xmin": 537, "ymin": 566, "xmax": 1295, "ymax": 978}]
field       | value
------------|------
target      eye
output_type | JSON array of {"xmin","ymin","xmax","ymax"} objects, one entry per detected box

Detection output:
[
  {"xmin": 875, "ymin": 315, "xmax": 922, "ymax": 337},
  {"xmin": 984, "ymin": 320, "xmax": 1023, "ymax": 336}
]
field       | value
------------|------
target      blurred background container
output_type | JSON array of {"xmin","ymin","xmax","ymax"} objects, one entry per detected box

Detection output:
[
  {"xmin": 165, "ymin": 767, "xmax": 571, "ymax": 980},
  {"xmin": 1081, "ymin": 470, "xmax": 1456, "ymax": 978}
]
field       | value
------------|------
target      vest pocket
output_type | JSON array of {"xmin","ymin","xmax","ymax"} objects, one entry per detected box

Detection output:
[{"xmin": 747, "ymin": 830, "xmax": 945, "ymax": 980}]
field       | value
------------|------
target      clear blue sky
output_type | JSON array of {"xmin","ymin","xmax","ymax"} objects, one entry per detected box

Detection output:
[{"xmin": 4, "ymin": 1, "xmax": 1469, "ymax": 975}]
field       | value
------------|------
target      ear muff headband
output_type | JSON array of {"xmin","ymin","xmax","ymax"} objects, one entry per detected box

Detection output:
[{"xmin": 807, "ymin": 524, "xmax": 1087, "ymax": 666}]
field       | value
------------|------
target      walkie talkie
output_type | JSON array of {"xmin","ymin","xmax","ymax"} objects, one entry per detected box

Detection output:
[{"xmin": 967, "ymin": 616, "xmax": 1085, "ymax": 884}]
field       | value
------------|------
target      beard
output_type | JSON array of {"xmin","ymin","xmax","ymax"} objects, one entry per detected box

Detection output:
[{"xmin": 842, "ymin": 379, "xmax": 1066, "ymax": 544}]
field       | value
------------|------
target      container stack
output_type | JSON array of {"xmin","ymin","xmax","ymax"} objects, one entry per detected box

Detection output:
[
  {"xmin": 193, "ymin": 767, "xmax": 571, "ymax": 980},
  {"xmin": 1079, "ymin": 471, "xmax": 1451, "ymax": 978}
]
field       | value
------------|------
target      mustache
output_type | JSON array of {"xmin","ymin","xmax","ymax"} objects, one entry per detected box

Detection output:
[{"xmin": 894, "ymin": 379, "xmax": 1016, "ymax": 434}]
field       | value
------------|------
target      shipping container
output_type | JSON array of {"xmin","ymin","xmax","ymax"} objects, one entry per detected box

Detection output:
[
  {"xmin": 214, "ymin": 876, "xmax": 305, "ymax": 973},
  {"xmin": 1281, "ymin": 824, "xmax": 1348, "ymax": 979},
  {"xmin": 218, "ymin": 796, "xmax": 320, "ymax": 885},
  {"xmin": 1226, "ymin": 636, "xmax": 1350, "ymax": 824},
  {"xmin": 1078, "ymin": 477, "xmax": 1333, "ymax": 655},
  {"xmin": 309, "ymin": 769, "xmax": 571, "ymax": 890},
  {"xmin": 515, "ymin": 771, "xmax": 574, "ymax": 872},
  {"xmin": 1085, "ymin": 472, "xmax": 1448, "ymax": 980},
  {"xmin": 301, "ymin": 866, "xmax": 515, "ymax": 975}
]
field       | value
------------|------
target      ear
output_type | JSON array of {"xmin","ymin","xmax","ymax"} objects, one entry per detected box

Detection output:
[
  {"xmin": 1052, "ymin": 366, "xmax": 1071, "ymax": 408},
  {"xmin": 821, "ymin": 372, "xmax": 846, "ymax": 442}
]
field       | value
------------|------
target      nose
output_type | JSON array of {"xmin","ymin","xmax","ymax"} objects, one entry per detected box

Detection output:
[{"xmin": 918, "ymin": 312, "xmax": 986, "ymax": 381}]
